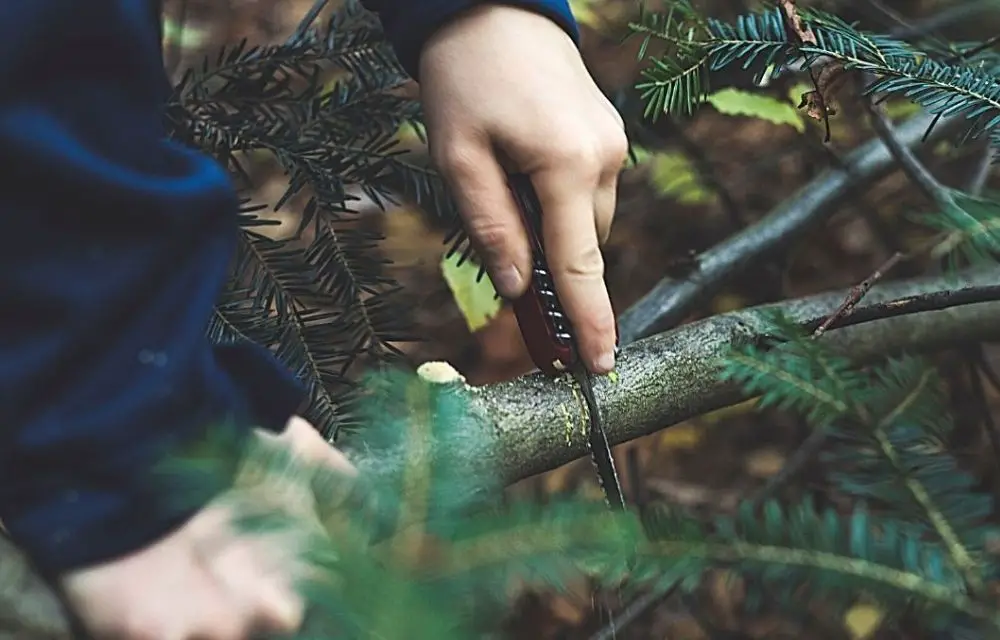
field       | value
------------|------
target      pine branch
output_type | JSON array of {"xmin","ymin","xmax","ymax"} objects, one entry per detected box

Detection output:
[
  {"xmin": 864, "ymin": 97, "xmax": 1000, "ymax": 272},
  {"xmin": 215, "ymin": 230, "xmax": 354, "ymax": 438},
  {"xmin": 631, "ymin": 5, "xmax": 1000, "ymax": 145},
  {"xmin": 638, "ymin": 501, "xmax": 999, "ymax": 629},
  {"xmin": 869, "ymin": 414, "xmax": 985, "ymax": 594},
  {"xmin": 745, "ymin": 283, "xmax": 1000, "ymax": 509},
  {"xmin": 722, "ymin": 314, "xmax": 992, "ymax": 595},
  {"xmin": 162, "ymin": 0, "xmax": 450, "ymax": 438}
]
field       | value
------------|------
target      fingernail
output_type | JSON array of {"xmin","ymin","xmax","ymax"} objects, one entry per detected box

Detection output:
[
  {"xmin": 593, "ymin": 350, "xmax": 615, "ymax": 374},
  {"xmin": 492, "ymin": 265, "xmax": 523, "ymax": 298}
]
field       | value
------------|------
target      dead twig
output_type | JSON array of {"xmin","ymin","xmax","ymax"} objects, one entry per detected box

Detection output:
[{"xmin": 618, "ymin": 111, "xmax": 962, "ymax": 344}]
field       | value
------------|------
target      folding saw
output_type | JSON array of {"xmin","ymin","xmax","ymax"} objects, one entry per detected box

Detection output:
[{"xmin": 505, "ymin": 173, "xmax": 626, "ymax": 512}]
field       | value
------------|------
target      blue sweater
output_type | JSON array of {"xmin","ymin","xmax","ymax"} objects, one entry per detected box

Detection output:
[{"xmin": 0, "ymin": 1, "xmax": 577, "ymax": 575}]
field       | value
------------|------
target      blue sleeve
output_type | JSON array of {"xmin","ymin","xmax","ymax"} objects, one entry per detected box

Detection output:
[
  {"xmin": 361, "ymin": 0, "xmax": 580, "ymax": 79},
  {"xmin": 0, "ymin": 1, "xmax": 305, "ymax": 575}
]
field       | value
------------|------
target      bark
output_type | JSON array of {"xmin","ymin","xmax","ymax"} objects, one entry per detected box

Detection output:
[{"xmin": 471, "ymin": 266, "xmax": 1000, "ymax": 484}]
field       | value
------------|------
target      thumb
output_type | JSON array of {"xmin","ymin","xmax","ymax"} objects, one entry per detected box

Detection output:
[{"xmin": 434, "ymin": 140, "xmax": 531, "ymax": 299}]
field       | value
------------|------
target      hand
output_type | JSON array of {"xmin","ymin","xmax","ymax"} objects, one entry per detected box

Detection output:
[
  {"xmin": 59, "ymin": 417, "xmax": 354, "ymax": 640},
  {"xmin": 419, "ymin": 4, "xmax": 628, "ymax": 374}
]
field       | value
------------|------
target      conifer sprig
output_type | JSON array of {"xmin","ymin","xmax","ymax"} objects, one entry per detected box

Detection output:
[
  {"xmin": 630, "ymin": 4, "xmax": 1000, "ymax": 148},
  {"xmin": 720, "ymin": 310, "xmax": 999, "ymax": 597},
  {"xmin": 639, "ymin": 500, "xmax": 1000, "ymax": 631},
  {"xmin": 168, "ymin": 1, "xmax": 460, "ymax": 439},
  {"xmin": 630, "ymin": 3, "xmax": 1000, "ymax": 278}
]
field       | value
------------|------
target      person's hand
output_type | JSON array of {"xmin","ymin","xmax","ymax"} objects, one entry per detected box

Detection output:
[
  {"xmin": 59, "ymin": 416, "xmax": 353, "ymax": 640},
  {"xmin": 418, "ymin": 4, "xmax": 628, "ymax": 374}
]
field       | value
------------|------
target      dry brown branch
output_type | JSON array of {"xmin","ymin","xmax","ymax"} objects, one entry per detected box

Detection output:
[{"xmin": 779, "ymin": 0, "xmax": 849, "ymax": 126}]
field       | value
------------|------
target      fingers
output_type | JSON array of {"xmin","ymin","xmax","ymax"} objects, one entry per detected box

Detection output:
[
  {"xmin": 530, "ymin": 164, "xmax": 617, "ymax": 374},
  {"xmin": 63, "ymin": 418, "xmax": 348, "ymax": 640},
  {"xmin": 207, "ymin": 526, "xmax": 307, "ymax": 638},
  {"xmin": 274, "ymin": 415, "xmax": 356, "ymax": 475},
  {"xmin": 240, "ymin": 576, "xmax": 306, "ymax": 635},
  {"xmin": 432, "ymin": 137, "xmax": 532, "ymax": 299},
  {"xmin": 593, "ymin": 170, "xmax": 618, "ymax": 245},
  {"xmin": 61, "ymin": 542, "xmax": 278, "ymax": 640},
  {"xmin": 433, "ymin": 128, "xmax": 625, "ymax": 374}
]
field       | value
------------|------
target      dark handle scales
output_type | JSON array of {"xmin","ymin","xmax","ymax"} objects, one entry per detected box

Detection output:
[
  {"xmin": 506, "ymin": 174, "xmax": 618, "ymax": 374},
  {"xmin": 507, "ymin": 174, "xmax": 578, "ymax": 375}
]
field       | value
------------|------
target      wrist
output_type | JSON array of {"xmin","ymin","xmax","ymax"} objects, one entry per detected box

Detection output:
[
  {"xmin": 423, "ymin": 3, "xmax": 572, "ymax": 52},
  {"xmin": 376, "ymin": 0, "xmax": 579, "ymax": 81},
  {"xmin": 419, "ymin": 2, "xmax": 581, "ymax": 78}
]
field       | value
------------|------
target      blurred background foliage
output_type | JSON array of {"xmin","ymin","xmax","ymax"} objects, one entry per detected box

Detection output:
[{"xmin": 159, "ymin": 0, "xmax": 1000, "ymax": 636}]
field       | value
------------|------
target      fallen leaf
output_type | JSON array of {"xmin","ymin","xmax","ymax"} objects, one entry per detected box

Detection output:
[
  {"xmin": 658, "ymin": 423, "xmax": 705, "ymax": 451},
  {"xmin": 844, "ymin": 603, "xmax": 885, "ymax": 639},
  {"xmin": 745, "ymin": 449, "xmax": 786, "ymax": 478}
]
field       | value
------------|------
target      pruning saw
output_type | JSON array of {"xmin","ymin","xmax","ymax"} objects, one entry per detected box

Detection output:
[{"xmin": 505, "ymin": 173, "xmax": 626, "ymax": 512}]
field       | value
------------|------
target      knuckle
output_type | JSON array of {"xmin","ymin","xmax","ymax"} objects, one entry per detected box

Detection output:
[
  {"xmin": 603, "ymin": 129, "xmax": 629, "ymax": 165},
  {"xmin": 550, "ymin": 123, "xmax": 628, "ymax": 175},
  {"xmin": 551, "ymin": 139, "xmax": 603, "ymax": 176},
  {"xmin": 558, "ymin": 243, "xmax": 605, "ymax": 279},
  {"xmin": 432, "ymin": 142, "xmax": 479, "ymax": 179},
  {"xmin": 465, "ymin": 216, "xmax": 512, "ymax": 258}
]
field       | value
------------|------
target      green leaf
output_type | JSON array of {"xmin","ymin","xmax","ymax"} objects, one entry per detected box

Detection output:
[
  {"xmin": 441, "ymin": 252, "xmax": 501, "ymax": 332},
  {"xmin": 635, "ymin": 149, "xmax": 717, "ymax": 205},
  {"xmin": 705, "ymin": 87, "xmax": 805, "ymax": 132}
]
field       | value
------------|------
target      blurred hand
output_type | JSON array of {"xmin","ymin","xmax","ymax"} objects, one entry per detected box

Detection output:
[
  {"xmin": 419, "ymin": 4, "xmax": 627, "ymax": 373},
  {"xmin": 60, "ymin": 416, "xmax": 353, "ymax": 640}
]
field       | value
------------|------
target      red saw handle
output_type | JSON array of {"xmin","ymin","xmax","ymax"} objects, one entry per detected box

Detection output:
[{"xmin": 506, "ymin": 173, "xmax": 618, "ymax": 375}]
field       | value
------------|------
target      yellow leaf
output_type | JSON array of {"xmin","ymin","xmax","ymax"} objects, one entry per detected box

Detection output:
[
  {"xmin": 659, "ymin": 423, "xmax": 704, "ymax": 450},
  {"xmin": 395, "ymin": 121, "xmax": 427, "ymax": 145},
  {"xmin": 440, "ymin": 253, "xmax": 501, "ymax": 333},
  {"xmin": 843, "ymin": 603, "xmax": 885, "ymax": 640},
  {"xmin": 745, "ymin": 449, "xmax": 785, "ymax": 478},
  {"xmin": 645, "ymin": 151, "xmax": 717, "ymax": 205},
  {"xmin": 706, "ymin": 87, "xmax": 804, "ymax": 132},
  {"xmin": 787, "ymin": 81, "xmax": 814, "ymax": 105},
  {"xmin": 569, "ymin": 0, "xmax": 601, "ymax": 27}
]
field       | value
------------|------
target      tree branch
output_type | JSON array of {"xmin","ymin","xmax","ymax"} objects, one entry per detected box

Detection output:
[
  {"xmin": 5, "ymin": 266, "xmax": 1000, "ymax": 639},
  {"xmin": 473, "ymin": 265, "xmax": 1000, "ymax": 484},
  {"xmin": 864, "ymin": 96, "xmax": 948, "ymax": 205},
  {"xmin": 617, "ymin": 111, "xmax": 964, "ymax": 344}
]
